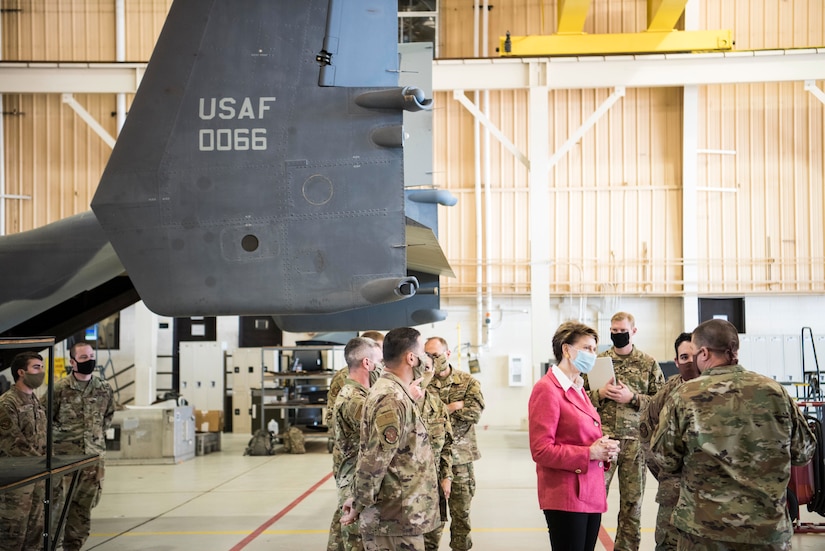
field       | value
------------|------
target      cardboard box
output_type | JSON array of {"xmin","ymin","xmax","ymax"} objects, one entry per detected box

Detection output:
[{"xmin": 195, "ymin": 409, "xmax": 224, "ymax": 433}]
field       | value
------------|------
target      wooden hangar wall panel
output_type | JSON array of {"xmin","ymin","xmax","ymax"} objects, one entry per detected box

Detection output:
[
  {"xmin": 696, "ymin": 81, "xmax": 825, "ymax": 294},
  {"xmin": 435, "ymin": 0, "xmax": 684, "ymax": 297},
  {"xmin": 122, "ymin": 0, "xmax": 175, "ymax": 60},
  {"xmin": 434, "ymin": 85, "xmax": 683, "ymax": 297},
  {"xmin": 3, "ymin": 93, "xmax": 115, "ymax": 233},
  {"xmin": 434, "ymin": 89, "xmax": 532, "ymax": 296},
  {"xmin": 4, "ymin": 0, "xmax": 114, "ymax": 61},
  {"xmin": 695, "ymin": 1, "xmax": 825, "ymax": 294},
  {"xmin": 545, "ymin": 87, "xmax": 684, "ymax": 296},
  {"xmin": 434, "ymin": 0, "xmax": 825, "ymax": 298},
  {"xmin": 700, "ymin": 0, "xmax": 823, "ymax": 50},
  {"xmin": 1, "ymin": 0, "xmax": 171, "ymax": 235}
]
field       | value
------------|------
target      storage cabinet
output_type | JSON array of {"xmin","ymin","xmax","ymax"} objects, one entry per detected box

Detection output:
[{"xmin": 179, "ymin": 341, "xmax": 224, "ymax": 410}]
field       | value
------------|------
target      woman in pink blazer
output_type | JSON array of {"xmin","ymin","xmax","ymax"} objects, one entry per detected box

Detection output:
[{"xmin": 528, "ymin": 321, "xmax": 620, "ymax": 551}]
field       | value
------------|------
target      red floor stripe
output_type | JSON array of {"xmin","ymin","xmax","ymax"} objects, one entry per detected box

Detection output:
[
  {"xmin": 229, "ymin": 471, "xmax": 334, "ymax": 551},
  {"xmin": 598, "ymin": 525, "xmax": 614, "ymax": 551}
]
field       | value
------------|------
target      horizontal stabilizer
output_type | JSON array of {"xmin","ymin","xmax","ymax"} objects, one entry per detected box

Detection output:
[{"xmin": 0, "ymin": 212, "xmax": 125, "ymax": 334}]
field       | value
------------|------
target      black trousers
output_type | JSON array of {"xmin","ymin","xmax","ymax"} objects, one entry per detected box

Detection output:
[{"xmin": 543, "ymin": 509, "xmax": 601, "ymax": 551}]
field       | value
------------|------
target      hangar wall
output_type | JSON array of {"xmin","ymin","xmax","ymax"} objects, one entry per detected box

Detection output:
[
  {"xmin": 1, "ymin": 0, "xmax": 170, "ymax": 233},
  {"xmin": 433, "ymin": 0, "xmax": 825, "ymax": 296},
  {"xmin": 2, "ymin": 1, "xmax": 823, "ymax": 295}
]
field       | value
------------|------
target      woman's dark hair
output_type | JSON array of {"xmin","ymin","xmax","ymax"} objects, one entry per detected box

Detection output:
[{"xmin": 552, "ymin": 321, "xmax": 599, "ymax": 362}]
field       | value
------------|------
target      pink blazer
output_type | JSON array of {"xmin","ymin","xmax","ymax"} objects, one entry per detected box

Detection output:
[{"xmin": 528, "ymin": 369, "xmax": 609, "ymax": 512}]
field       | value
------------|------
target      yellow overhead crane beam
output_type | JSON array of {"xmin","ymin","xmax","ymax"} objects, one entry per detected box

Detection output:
[
  {"xmin": 557, "ymin": 0, "xmax": 590, "ymax": 34},
  {"xmin": 647, "ymin": 0, "xmax": 689, "ymax": 32},
  {"xmin": 500, "ymin": 0, "xmax": 733, "ymax": 57},
  {"xmin": 499, "ymin": 29, "xmax": 732, "ymax": 56}
]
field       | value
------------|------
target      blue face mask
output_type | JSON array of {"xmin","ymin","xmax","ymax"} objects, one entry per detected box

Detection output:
[{"xmin": 571, "ymin": 348, "xmax": 597, "ymax": 374}]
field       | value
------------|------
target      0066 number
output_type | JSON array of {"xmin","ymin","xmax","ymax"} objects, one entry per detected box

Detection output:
[{"xmin": 199, "ymin": 128, "xmax": 266, "ymax": 151}]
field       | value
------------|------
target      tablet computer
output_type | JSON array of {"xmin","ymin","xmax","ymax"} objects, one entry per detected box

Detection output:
[{"xmin": 587, "ymin": 357, "xmax": 616, "ymax": 390}]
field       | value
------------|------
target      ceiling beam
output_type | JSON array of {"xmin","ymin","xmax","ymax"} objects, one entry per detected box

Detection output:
[
  {"xmin": 433, "ymin": 49, "xmax": 825, "ymax": 91},
  {"xmin": 0, "ymin": 62, "xmax": 145, "ymax": 93},
  {"xmin": 500, "ymin": 29, "xmax": 731, "ymax": 57},
  {"xmin": 1, "ymin": 49, "xmax": 824, "ymax": 95}
]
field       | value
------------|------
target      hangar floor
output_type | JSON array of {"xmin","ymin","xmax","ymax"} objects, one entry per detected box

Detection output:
[{"xmin": 85, "ymin": 428, "xmax": 825, "ymax": 551}]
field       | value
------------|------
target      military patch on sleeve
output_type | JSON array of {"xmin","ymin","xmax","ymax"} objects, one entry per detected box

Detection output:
[
  {"xmin": 0, "ymin": 418, "xmax": 12, "ymax": 432},
  {"xmin": 383, "ymin": 426, "xmax": 399, "ymax": 445}
]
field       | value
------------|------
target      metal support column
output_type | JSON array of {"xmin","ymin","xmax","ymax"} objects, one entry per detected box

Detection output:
[{"xmin": 528, "ymin": 64, "xmax": 552, "ymax": 389}]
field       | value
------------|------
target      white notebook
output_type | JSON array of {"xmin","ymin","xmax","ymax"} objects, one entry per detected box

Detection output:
[{"xmin": 587, "ymin": 357, "xmax": 616, "ymax": 391}]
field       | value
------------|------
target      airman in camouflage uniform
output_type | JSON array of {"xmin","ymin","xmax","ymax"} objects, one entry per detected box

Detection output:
[
  {"xmin": 326, "ymin": 332, "xmax": 384, "ymax": 464},
  {"xmin": 650, "ymin": 319, "xmax": 817, "ymax": 550},
  {"xmin": 51, "ymin": 342, "xmax": 115, "ymax": 551},
  {"xmin": 584, "ymin": 312, "xmax": 664, "ymax": 551},
  {"xmin": 341, "ymin": 328, "xmax": 438, "ymax": 551},
  {"xmin": 425, "ymin": 337, "xmax": 484, "ymax": 551},
  {"xmin": 327, "ymin": 332, "xmax": 384, "ymax": 551},
  {"xmin": 638, "ymin": 332, "xmax": 699, "ymax": 551},
  {"xmin": 417, "ymin": 365, "xmax": 453, "ymax": 551},
  {"xmin": 0, "ymin": 352, "xmax": 47, "ymax": 551},
  {"xmin": 326, "ymin": 367, "xmax": 349, "ymax": 427},
  {"xmin": 328, "ymin": 337, "xmax": 382, "ymax": 551}
]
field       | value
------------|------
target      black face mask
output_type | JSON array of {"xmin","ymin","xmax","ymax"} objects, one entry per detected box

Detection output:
[
  {"xmin": 610, "ymin": 332, "xmax": 631, "ymax": 348},
  {"xmin": 75, "ymin": 359, "xmax": 96, "ymax": 375}
]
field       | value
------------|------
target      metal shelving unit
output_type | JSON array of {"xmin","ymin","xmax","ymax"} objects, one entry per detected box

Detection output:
[{"xmin": 256, "ymin": 345, "xmax": 342, "ymax": 451}]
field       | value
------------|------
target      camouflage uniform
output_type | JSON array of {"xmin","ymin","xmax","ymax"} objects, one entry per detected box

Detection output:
[
  {"xmin": 420, "ymin": 388, "xmax": 453, "ymax": 551},
  {"xmin": 326, "ymin": 367, "xmax": 349, "ymax": 426},
  {"xmin": 326, "ymin": 367, "xmax": 351, "ymax": 551},
  {"xmin": 329, "ymin": 378, "xmax": 369, "ymax": 551},
  {"xmin": 585, "ymin": 345, "xmax": 663, "ymax": 551},
  {"xmin": 650, "ymin": 364, "xmax": 817, "ymax": 547},
  {"xmin": 638, "ymin": 374, "xmax": 684, "ymax": 551},
  {"xmin": 0, "ymin": 386, "xmax": 47, "ymax": 551},
  {"xmin": 353, "ymin": 371, "xmax": 438, "ymax": 549},
  {"xmin": 430, "ymin": 366, "xmax": 484, "ymax": 551},
  {"xmin": 50, "ymin": 375, "xmax": 115, "ymax": 551}
]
